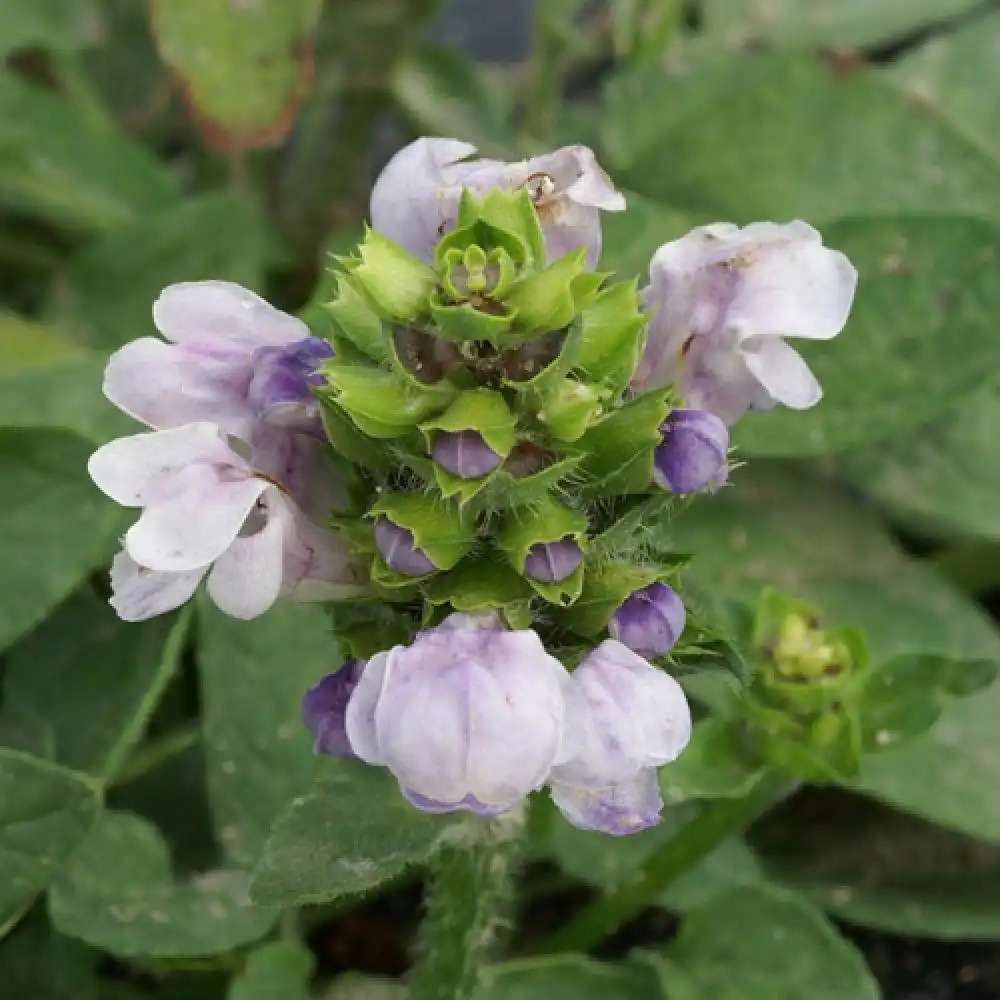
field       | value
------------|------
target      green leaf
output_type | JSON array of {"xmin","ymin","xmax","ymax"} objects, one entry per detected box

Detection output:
[
  {"xmin": 347, "ymin": 229, "xmax": 436, "ymax": 322},
  {"xmin": 0, "ymin": 914, "xmax": 98, "ymax": 1000},
  {"xmin": 575, "ymin": 279, "xmax": 647, "ymax": 394},
  {"xmin": 251, "ymin": 759, "xmax": 457, "ymax": 907},
  {"xmin": 480, "ymin": 956, "xmax": 658, "ymax": 1000},
  {"xmin": 1, "ymin": 593, "xmax": 189, "ymax": 782},
  {"xmin": 0, "ymin": 313, "xmax": 84, "ymax": 368},
  {"xmin": 50, "ymin": 192, "xmax": 267, "ymax": 350},
  {"xmin": 644, "ymin": 886, "xmax": 879, "ymax": 1000},
  {"xmin": 659, "ymin": 719, "xmax": 767, "ymax": 803},
  {"xmin": 49, "ymin": 811, "xmax": 276, "ymax": 958},
  {"xmin": 0, "ymin": 429, "xmax": 122, "ymax": 653},
  {"xmin": 198, "ymin": 601, "xmax": 335, "ymax": 868},
  {"xmin": 702, "ymin": 0, "xmax": 982, "ymax": 50},
  {"xmin": 0, "ymin": 0, "xmax": 100, "ymax": 56},
  {"xmin": 150, "ymin": 0, "xmax": 322, "ymax": 151},
  {"xmin": 733, "ymin": 215, "xmax": 1000, "ymax": 456},
  {"xmin": 603, "ymin": 55, "xmax": 1000, "ymax": 223},
  {"xmin": 228, "ymin": 942, "xmax": 314, "ymax": 1000},
  {"xmin": 369, "ymin": 492, "xmax": 475, "ymax": 572},
  {"xmin": 841, "ymin": 380, "xmax": 1000, "ymax": 542},
  {"xmin": 0, "ymin": 72, "xmax": 178, "ymax": 231},
  {"xmin": 759, "ymin": 799, "xmax": 1000, "ymax": 940},
  {"xmin": 0, "ymin": 750, "xmax": 101, "ymax": 929},
  {"xmin": 0, "ymin": 356, "xmax": 133, "ymax": 444}
]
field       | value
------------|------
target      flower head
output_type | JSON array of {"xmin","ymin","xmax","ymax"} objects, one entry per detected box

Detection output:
[
  {"xmin": 610, "ymin": 582, "xmax": 687, "ymax": 660},
  {"xmin": 88, "ymin": 422, "xmax": 362, "ymax": 620},
  {"xmin": 653, "ymin": 408, "xmax": 729, "ymax": 494},
  {"xmin": 550, "ymin": 640, "xmax": 691, "ymax": 834},
  {"xmin": 103, "ymin": 281, "xmax": 332, "ymax": 440},
  {"xmin": 370, "ymin": 138, "xmax": 625, "ymax": 268},
  {"xmin": 432, "ymin": 430, "xmax": 502, "ymax": 479},
  {"xmin": 632, "ymin": 221, "xmax": 857, "ymax": 424},
  {"xmin": 344, "ymin": 613, "xmax": 569, "ymax": 815},
  {"xmin": 523, "ymin": 538, "xmax": 583, "ymax": 584}
]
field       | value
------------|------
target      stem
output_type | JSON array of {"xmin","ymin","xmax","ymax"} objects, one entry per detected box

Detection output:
[
  {"xmin": 409, "ymin": 808, "xmax": 525, "ymax": 1000},
  {"xmin": 111, "ymin": 723, "xmax": 200, "ymax": 788},
  {"xmin": 536, "ymin": 774, "xmax": 788, "ymax": 954}
]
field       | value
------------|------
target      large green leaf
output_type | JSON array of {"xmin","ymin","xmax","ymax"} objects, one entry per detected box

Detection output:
[
  {"xmin": 643, "ymin": 886, "xmax": 879, "ymax": 1000},
  {"xmin": 0, "ymin": 429, "xmax": 122, "ymax": 653},
  {"xmin": 480, "ymin": 957, "xmax": 659, "ymax": 1000},
  {"xmin": 150, "ymin": 0, "xmax": 321, "ymax": 151},
  {"xmin": 0, "ymin": 915, "xmax": 98, "ymax": 1000},
  {"xmin": 602, "ymin": 55, "xmax": 1000, "ymax": 223},
  {"xmin": 1, "ymin": 593, "xmax": 189, "ymax": 782},
  {"xmin": 732, "ymin": 215, "xmax": 1000, "ymax": 456},
  {"xmin": 0, "ymin": 750, "xmax": 101, "ymax": 930},
  {"xmin": 50, "ymin": 192, "xmax": 267, "ymax": 350},
  {"xmin": 197, "ymin": 601, "xmax": 335, "ymax": 868},
  {"xmin": 0, "ymin": 73, "xmax": 178, "ymax": 231},
  {"xmin": 0, "ymin": 0, "xmax": 100, "ymax": 57},
  {"xmin": 701, "ymin": 0, "xmax": 982, "ymax": 50},
  {"xmin": 49, "ymin": 811, "xmax": 276, "ymax": 958},
  {"xmin": 251, "ymin": 760, "xmax": 456, "ymax": 907},
  {"xmin": 758, "ymin": 798, "xmax": 1000, "ymax": 939},
  {"xmin": 673, "ymin": 463, "xmax": 1000, "ymax": 840}
]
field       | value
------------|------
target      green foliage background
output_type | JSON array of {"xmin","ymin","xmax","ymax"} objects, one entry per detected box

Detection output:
[{"xmin": 3, "ymin": 1, "xmax": 1000, "ymax": 997}]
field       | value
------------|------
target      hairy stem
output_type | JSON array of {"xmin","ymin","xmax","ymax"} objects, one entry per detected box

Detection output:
[
  {"xmin": 536, "ymin": 774, "xmax": 789, "ymax": 954},
  {"xmin": 409, "ymin": 808, "xmax": 525, "ymax": 1000}
]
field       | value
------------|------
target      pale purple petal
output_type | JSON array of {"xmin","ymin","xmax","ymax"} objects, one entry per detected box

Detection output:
[
  {"xmin": 370, "ymin": 138, "xmax": 478, "ymax": 262},
  {"xmin": 103, "ymin": 338, "xmax": 255, "ymax": 437},
  {"xmin": 550, "ymin": 769, "xmax": 663, "ymax": 835},
  {"xmin": 303, "ymin": 661, "xmax": 364, "ymax": 757},
  {"xmin": 250, "ymin": 427, "xmax": 346, "ymax": 518},
  {"xmin": 741, "ymin": 336, "xmax": 822, "ymax": 410},
  {"xmin": 125, "ymin": 472, "xmax": 267, "ymax": 572},
  {"xmin": 88, "ymin": 423, "xmax": 243, "ymax": 507},
  {"xmin": 205, "ymin": 491, "xmax": 286, "ymax": 618},
  {"xmin": 108, "ymin": 550, "xmax": 205, "ymax": 621},
  {"xmin": 153, "ymin": 281, "xmax": 308, "ymax": 350},
  {"xmin": 345, "ymin": 651, "xmax": 391, "ymax": 765},
  {"xmin": 402, "ymin": 789, "xmax": 513, "ymax": 817},
  {"xmin": 247, "ymin": 336, "xmax": 334, "ymax": 432}
]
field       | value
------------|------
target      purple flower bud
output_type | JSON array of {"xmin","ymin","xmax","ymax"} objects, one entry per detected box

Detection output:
[
  {"xmin": 653, "ymin": 408, "xmax": 729, "ymax": 494},
  {"xmin": 550, "ymin": 640, "xmax": 692, "ymax": 835},
  {"xmin": 302, "ymin": 660, "xmax": 364, "ymax": 757},
  {"xmin": 374, "ymin": 516, "xmax": 437, "ymax": 576},
  {"xmin": 344, "ymin": 613, "xmax": 570, "ymax": 815},
  {"xmin": 524, "ymin": 537, "xmax": 583, "ymax": 583},
  {"xmin": 610, "ymin": 582, "xmax": 686, "ymax": 659},
  {"xmin": 432, "ymin": 430, "xmax": 502, "ymax": 479},
  {"xmin": 248, "ymin": 336, "xmax": 334, "ymax": 432}
]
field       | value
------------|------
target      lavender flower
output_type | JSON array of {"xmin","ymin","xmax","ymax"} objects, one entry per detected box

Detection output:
[
  {"xmin": 550, "ymin": 640, "xmax": 692, "ymax": 835},
  {"xmin": 103, "ymin": 280, "xmax": 332, "ymax": 440},
  {"xmin": 610, "ymin": 582, "xmax": 687, "ymax": 659},
  {"xmin": 373, "ymin": 517, "xmax": 438, "ymax": 576},
  {"xmin": 369, "ymin": 138, "xmax": 625, "ymax": 267},
  {"xmin": 523, "ymin": 538, "xmax": 583, "ymax": 584},
  {"xmin": 88, "ymin": 422, "xmax": 362, "ymax": 620},
  {"xmin": 432, "ymin": 430, "xmax": 502, "ymax": 479},
  {"xmin": 632, "ymin": 221, "xmax": 857, "ymax": 424},
  {"xmin": 653, "ymin": 408, "xmax": 729, "ymax": 494},
  {"xmin": 344, "ymin": 613, "xmax": 570, "ymax": 815}
]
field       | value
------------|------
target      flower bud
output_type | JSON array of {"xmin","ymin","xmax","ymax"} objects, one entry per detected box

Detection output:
[
  {"xmin": 302, "ymin": 660, "xmax": 364, "ymax": 757},
  {"xmin": 344, "ymin": 613, "xmax": 569, "ymax": 815},
  {"xmin": 247, "ymin": 336, "xmax": 334, "ymax": 432},
  {"xmin": 653, "ymin": 408, "xmax": 729, "ymax": 494},
  {"xmin": 550, "ymin": 640, "xmax": 691, "ymax": 834},
  {"xmin": 373, "ymin": 516, "xmax": 437, "ymax": 576},
  {"xmin": 524, "ymin": 537, "xmax": 583, "ymax": 584},
  {"xmin": 609, "ymin": 582, "xmax": 686, "ymax": 659},
  {"xmin": 432, "ymin": 430, "xmax": 502, "ymax": 479}
]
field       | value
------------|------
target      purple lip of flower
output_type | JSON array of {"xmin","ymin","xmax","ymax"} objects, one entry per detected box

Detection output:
[
  {"xmin": 373, "ymin": 516, "xmax": 438, "ymax": 576},
  {"xmin": 302, "ymin": 660, "xmax": 365, "ymax": 757},
  {"xmin": 247, "ymin": 337, "xmax": 335, "ymax": 427},
  {"xmin": 609, "ymin": 582, "xmax": 687, "ymax": 660},
  {"xmin": 432, "ymin": 430, "xmax": 502, "ymax": 479},
  {"xmin": 652, "ymin": 408, "xmax": 729, "ymax": 495},
  {"xmin": 523, "ymin": 537, "xmax": 583, "ymax": 583}
]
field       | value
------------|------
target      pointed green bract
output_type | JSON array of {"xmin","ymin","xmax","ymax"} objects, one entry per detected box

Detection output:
[
  {"xmin": 348, "ymin": 228, "xmax": 437, "ymax": 322},
  {"xmin": 369, "ymin": 493, "xmax": 475, "ymax": 572}
]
